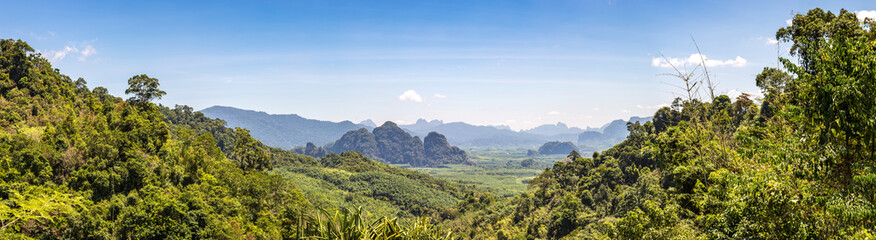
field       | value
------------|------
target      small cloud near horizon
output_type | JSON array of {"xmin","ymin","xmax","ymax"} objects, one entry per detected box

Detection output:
[
  {"xmin": 726, "ymin": 89, "xmax": 765, "ymax": 100},
  {"xmin": 398, "ymin": 90, "xmax": 423, "ymax": 102},
  {"xmin": 652, "ymin": 53, "xmax": 747, "ymax": 68},
  {"xmin": 433, "ymin": 93, "xmax": 447, "ymax": 98},
  {"xmin": 856, "ymin": 10, "xmax": 876, "ymax": 21},
  {"xmin": 637, "ymin": 103, "xmax": 669, "ymax": 110},
  {"xmin": 547, "ymin": 111, "xmax": 560, "ymax": 115}
]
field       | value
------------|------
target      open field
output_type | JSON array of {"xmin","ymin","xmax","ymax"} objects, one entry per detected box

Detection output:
[{"xmin": 400, "ymin": 148, "xmax": 578, "ymax": 197}]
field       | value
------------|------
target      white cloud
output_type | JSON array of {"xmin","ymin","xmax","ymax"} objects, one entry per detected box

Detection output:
[
  {"xmin": 44, "ymin": 46, "xmax": 77, "ymax": 62},
  {"xmin": 725, "ymin": 89, "xmax": 765, "ymax": 100},
  {"xmin": 547, "ymin": 111, "xmax": 560, "ymax": 115},
  {"xmin": 398, "ymin": 90, "xmax": 423, "ymax": 102},
  {"xmin": 786, "ymin": 19, "xmax": 793, "ymax": 26},
  {"xmin": 856, "ymin": 10, "xmax": 876, "ymax": 21},
  {"xmin": 756, "ymin": 37, "xmax": 779, "ymax": 45},
  {"xmin": 637, "ymin": 103, "xmax": 669, "ymax": 110},
  {"xmin": 621, "ymin": 109, "xmax": 631, "ymax": 113},
  {"xmin": 41, "ymin": 43, "xmax": 99, "ymax": 62},
  {"xmin": 652, "ymin": 53, "xmax": 747, "ymax": 68},
  {"xmin": 78, "ymin": 45, "xmax": 97, "ymax": 61},
  {"xmin": 433, "ymin": 93, "xmax": 447, "ymax": 98}
]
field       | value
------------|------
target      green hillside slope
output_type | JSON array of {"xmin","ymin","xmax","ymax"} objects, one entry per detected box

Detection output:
[{"xmin": 0, "ymin": 38, "xmax": 458, "ymax": 239}]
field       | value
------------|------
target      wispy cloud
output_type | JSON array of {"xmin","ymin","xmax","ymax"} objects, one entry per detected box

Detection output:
[
  {"xmin": 78, "ymin": 45, "xmax": 98, "ymax": 61},
  {"xmin": 44, "ymin": 46, "xmax": 78, "ymax": 62},
  {"xmin": 40, "ymin": 43, "xmax": 99, "ymax": 62},
  {"xmin": 547, "ymin": 111, "xmax": 560, "ymax": 115},
  {"xmin": 398, "ymin": 90, "xmax": 423, "ymax": 102},
  {"xmin": 433, "ymin": 93, "xmax": 447, "ymax": 98},
  {"xmin": 757, "ymin": 37, "xmax": 779, "ymax": 45},
  {"xmin": 637, "ymin": 103, "xmax": 669, "ymax": 110},
  {"xmin": 651, "ymin": 53, "xmax": 747, "ymax": 68}
]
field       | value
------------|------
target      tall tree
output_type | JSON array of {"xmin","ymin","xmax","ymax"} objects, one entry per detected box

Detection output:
[
  {"xmin": 779, "ymin": 8, "xmax": 876, "ymax": 182},
  {"xmin": 125, "ymin": 74, "xmax": 166, "ymax": 103},
  {"xmin": 231, "ymin": 127, "xmax": 271, "ymax": 171}
]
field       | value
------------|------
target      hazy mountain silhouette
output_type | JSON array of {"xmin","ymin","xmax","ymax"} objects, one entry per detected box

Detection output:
[
  {"xmin": 577, "ymin": 116, "xmax": 653, "ymax": 150},
  {"xmin": 200, "ymin": 106, "xmax": 369, "ymax": 149},
  {"xmin": 522, "ymin": 122, "xmax": 589, "ymax": 136},
  {"xmin": 401, "ymin": 119, "xmax": 548, "ymax": 148},
  {"xmin": 358, "ymin": 119, "xmax": 377, "ymax": 128}
]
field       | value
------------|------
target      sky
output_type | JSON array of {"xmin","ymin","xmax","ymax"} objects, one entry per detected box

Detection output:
[{"xmin": 3, "ymin": 0, "xmax": 874, "ymax": 130}]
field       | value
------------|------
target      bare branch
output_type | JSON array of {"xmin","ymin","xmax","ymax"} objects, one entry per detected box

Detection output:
[{"xmin": 691, "ymin": 35, "xmax": 715, "ymax": 100}]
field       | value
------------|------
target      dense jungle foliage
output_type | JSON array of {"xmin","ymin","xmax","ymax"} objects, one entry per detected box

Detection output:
[
  {"xmin": 3, "ymin": 7, "xmax": 876, "ymax": 240},
  {"xmin": 0, "ymin": 38, "xmax": 460, "ymax": 239},
  {"xmin": 444, "ymin": 8, "xmax": 876, "ymax": 239}
]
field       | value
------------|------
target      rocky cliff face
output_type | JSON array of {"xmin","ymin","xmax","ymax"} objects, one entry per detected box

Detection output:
[
  {"xmin": 291, "ymin": 142, "xmax": 329, "ymax": 158},
  {"xmin": 372, "ymin": 121, "xmax": 426, "ymax": 164},
  {"xmin": 424, "ymin": 132, "xmax": 468, "ymax": 164},
  {"xmin": 327, "ymin": 128, "xmax": 380, "ymax": 159},
  {"xmin": 300, "ymin": 122, "xmax": 467, "ymax": 166}
]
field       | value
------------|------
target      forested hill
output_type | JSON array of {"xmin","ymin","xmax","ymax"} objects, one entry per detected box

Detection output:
[
  {"xmin": 166, "ymin": 106, "xmax": 479, "ymax": 217},
  {"xmin": 200, "ymin": 105, "xmax": 369, "ymax": 148},
  {"xmin": 445, "ymin": 8, "xmax": 876, "ymax": 239},
  {"xmin": 0, "ymin": 38, "xmax": 463, "ymax": 239}
]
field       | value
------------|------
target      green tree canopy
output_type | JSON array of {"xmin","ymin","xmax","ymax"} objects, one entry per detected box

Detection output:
[
  {"xmin": 231, "ymin": 127, "xmax": 271, "ymax": 171},
  {"xmin": 125, "ymin": 74, "xmax": 166, "ymax": 103}
]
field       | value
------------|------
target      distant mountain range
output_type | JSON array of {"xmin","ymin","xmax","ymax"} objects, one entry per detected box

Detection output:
[
  {"xmin": 398, "ymin": 117, "xmax": 651, "ymax": 149},
  {"xmin": 200, "ymin": 106, "xmax": 369, "ymax": 149},
  {"xmin": 522, "ymin": 122, "xmax": 594, "ymax": 136},
  {"xmin": 399, "ymin": 119, "xmax": 550, "ymax": 148},
  {"xmin": 199, "ymin": 105, "xmax": 651, "ymax": 151}
]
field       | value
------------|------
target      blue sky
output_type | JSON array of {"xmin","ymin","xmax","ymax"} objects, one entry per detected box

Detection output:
[{"xmin": 3, "ymin": 0, "xmax": 874, "ymax": 130}]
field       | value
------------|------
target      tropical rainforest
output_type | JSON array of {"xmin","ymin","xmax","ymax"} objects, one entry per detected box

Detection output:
[
  {"xmin": 2, "ymin": 7, "xmax": 876, "ymax": 240},
  {"xmin": 0, "ymin": 38, "xmax": 461, "ymax": 239}
]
